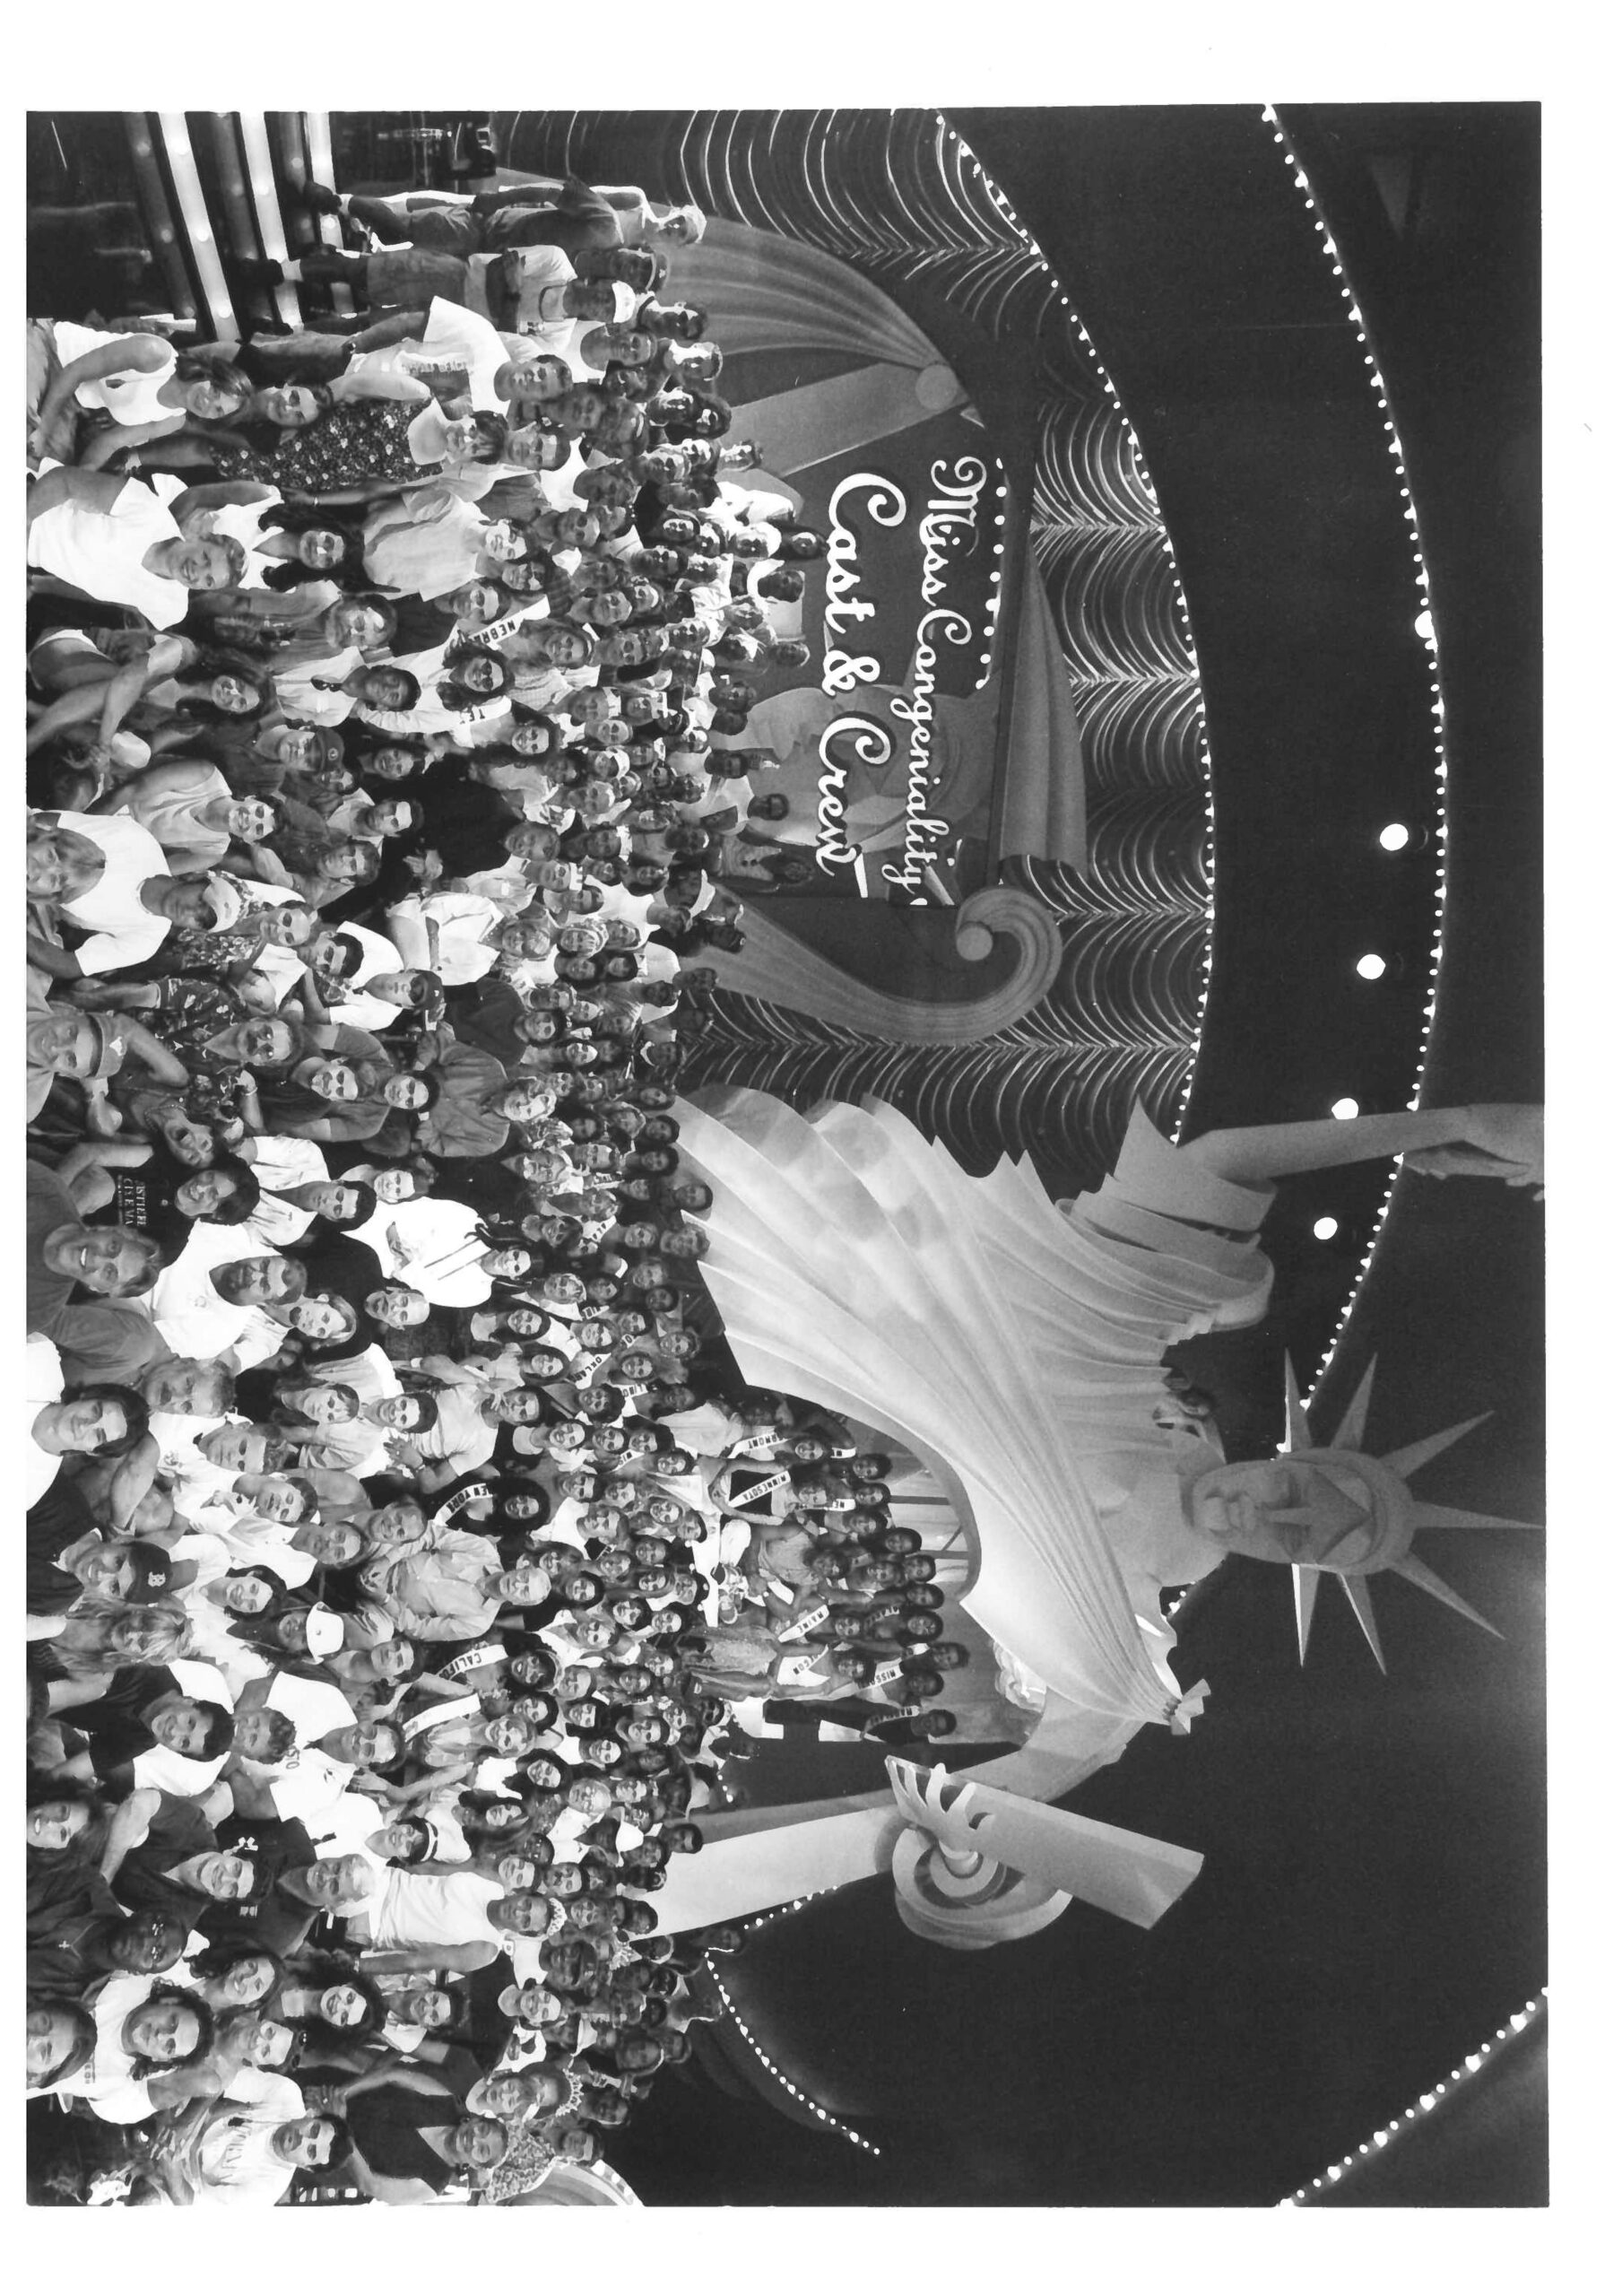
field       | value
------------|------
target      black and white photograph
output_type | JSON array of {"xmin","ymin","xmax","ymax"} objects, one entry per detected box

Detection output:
[{"xmin": 22, "ymin": 91, "xmax": 1551, "ymax": 2221}]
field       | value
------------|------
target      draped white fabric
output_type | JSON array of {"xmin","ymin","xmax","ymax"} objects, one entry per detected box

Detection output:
[
  {"xmin": 666, "ymin": 218, "xmax": 946, "ymax": 371},
  {"xmin": 674, "ymin": 1091, "xmax": 1274, "ymax": 1732}
]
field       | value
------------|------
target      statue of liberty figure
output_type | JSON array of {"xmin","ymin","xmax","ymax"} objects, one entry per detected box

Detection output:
[{"xmin": 638, "ymin": 1091, "xmax": 1541, "ymax": 1944}]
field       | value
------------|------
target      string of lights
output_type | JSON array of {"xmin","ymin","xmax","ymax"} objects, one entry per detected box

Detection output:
[
  {"xmin": 236, "ymin": 113, "xmax": 306, "ymax": 329},
  {"xmin": 934, "ymin": 114, "xmax": 1216, "ymax": 1134},
  {"xmin": 706, "ymin": 1961, "xmax": 883, "ymax": 2154},
  {"xmin": 1258, "ymin": 104, "xmax": 1452, "ymax": 1406},
  {"xmin": 733, "ymin": 1889, "xmax": 829, "ymax": 1936},
  {"xmin": 980, "ymin": 478, "xmax": 1008, "ymax": 691},
  {"xmin": 1277, "ymin": 1990, "xmax": 1545, "ymax": 2205},
  {"xmin": 154, "ymin": 114, "xmax": 237, "ymax": 337}
]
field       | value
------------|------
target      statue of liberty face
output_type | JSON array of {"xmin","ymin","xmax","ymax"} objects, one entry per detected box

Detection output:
[{"xmin": 1183, "ymin": 1458, "xmax": 1395, "ymax": 1573}]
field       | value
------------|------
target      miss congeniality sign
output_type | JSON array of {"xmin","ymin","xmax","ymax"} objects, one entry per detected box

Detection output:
[{"xmin": 720, "ymin": 409, "xmax": 1009, "ymax": 904}]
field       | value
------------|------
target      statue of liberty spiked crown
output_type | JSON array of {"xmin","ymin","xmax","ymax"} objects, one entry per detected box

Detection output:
[{"xmin": 1268, "ymin": 1357, "xmax": 1539, "ymax": 1670}]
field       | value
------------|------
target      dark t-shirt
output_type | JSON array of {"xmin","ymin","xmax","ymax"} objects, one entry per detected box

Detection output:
[
  {"xmin": 443, "ymin": 978, "xmax": 528, "ymax": 1067},
  {"xmin": 62, "ymin": 1663, "xmax": 177, "ymax": 1786},
  {"xmin": 26, "ymin": 1160, "xmax": 169, "ymax": 1383},
  {"xmin": 26, "ymin": 1480, "xmax": 100, "ymax": 1613},
  {"xmin": 291, "ymin": 1234, "xmax": 387, "ymax": 1319},
  {"xmin": 27, "ymin": 1160, "xmax": 80, "ymax": 1335},
  {"xmin": 86, "ymin": 1169, "xmax": 192, "ymax": 1265},
  {"xmin": 480, "ymin": 178, "xmax": 621, "ymax": 258},
  {"xmin": 344, "ymin": 2083, "xmax": 462, "ymax": 2192},
  {"xmin": 318, "ymin": 773, "xmax": 510, "ymax": 911},
  {"xmin": 455, "ymin": 1960, "xmax": 526, "ymax": 2066},
  {"xmin": 196, "ymin": 1815, "xmax": 317, "ymax": 1958},
  {"xmin": 110, "ymin": 1793, "xmax": 216, "ymax": 1928}
]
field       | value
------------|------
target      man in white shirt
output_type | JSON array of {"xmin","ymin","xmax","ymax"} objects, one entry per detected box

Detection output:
[
  {"xmin": 28, "ymin": 808, "xmax": 223, "ymax": 980},
  {"xmin": 163, "ymin": 2074, "xmax": 337, "ymax": 2205},
  {"xmin": 224, "ymin": 1670, "xmax": 377, "ymax": 1823},
  {"xmin": 343, "ymin": 293, "xmax": 540, "ymax": 415},
  {"xmin": 125, "ymin": 1657, "xmax": 239, "ymax": 1803},
  {"xmin": 150, "ymin": 1237, "xmax": 305, "ymax": 1367},
  {"xmin": 26, "ymin": 1332, "xmax": 71, "ymax": 1507},
  {"xmin": 349, "ymin": 1193, "xmax": 494, "ymax": 1307},
  {"xmin": 208, "ymin": 1131, "xmax": 329, "ymax": 1253}
]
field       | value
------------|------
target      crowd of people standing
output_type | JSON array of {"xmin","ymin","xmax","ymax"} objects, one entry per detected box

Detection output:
[{"xmin": 26, "ymin": 169, "xmax": 962, "ymax": 2205}]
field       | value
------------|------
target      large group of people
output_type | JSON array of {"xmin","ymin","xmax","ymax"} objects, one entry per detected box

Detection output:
[{"xmin": 25, "ymin": 170, "xmax": 967, "ymax": 2207}]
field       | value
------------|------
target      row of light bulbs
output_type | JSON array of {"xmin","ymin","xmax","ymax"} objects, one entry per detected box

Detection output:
[
  {"xmin": 1279, "ymin": 1991, "xmax": 1546, "ymax": 2204},
  {"xmin": 936, "ymin": 114, "xmax": 1217, "ymax": 1126},
  {"xmin": 707, "ymin": 1964, "xmax": 883, "ymax": 2153},
  {"xmin": 1257, "ymin": 105, "xmax": 1452, "ymax": 1409},
  {"xmin": 976, "ymin": 483, "xmax": 1010, "ymax": 683},
  {"xmin": 938, "ymin": 115, "xmax": 1443, "ymax": 1356},
  {"xmin": 132, "ymin": 113, "xmax": 329, "ymax": 342}
]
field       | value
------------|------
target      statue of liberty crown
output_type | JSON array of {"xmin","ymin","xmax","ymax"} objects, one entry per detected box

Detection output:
[{"xmin": 1276, "ymin": 1356, "xmax": 1539, "ymax": 1670}]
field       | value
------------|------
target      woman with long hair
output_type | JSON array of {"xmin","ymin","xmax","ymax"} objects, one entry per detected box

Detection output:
[
  {"xmin": 251, "ymin": 1048, "xmax": 419, "ymax": 1150},
  {"xmin": 246, "ymin": 500, "xmax": 370, "ymax": 592},
  {"xmin": 30, "ymin": 1596, "xmax": 194, "ymax": 1694},
  {"xmin": 346, "ymin": 732, "xmax": 438, "ymax": 787},
  {"xmin": 30, "ymin": 323, "xmax": 252, "ymax": 467},
  {"xmin": 221, "ymin": 1595, "xmax": 347, "ymax": 1681},
  {"xmin": 188, "ymin": 387, "xmax": 461, "ymax": 493},
  {"xmin": 25, "ymin": 1781, "xmax": 116, "ymax": 1867},
  {"xmin": 178, "ymin": 1941, "xmax": 288, "ymax": 2017},
  {"xmin": 434, "ymin": 640, "xmax": 511, "ymax": 714},
  {"xmin": 259, "ymin": 826, "xmax": 383, "ymax": 912},
  {"xmin": 273, "ymin": 1956, "xmax": 390, "ymax": 2041},
  {"xmin": 26, "ymin": 1996, "xmax": 99, "ymax": 2093},
  {"xmin": 26, "ymin": 632, "xmax": 274, "ymax": 794}
]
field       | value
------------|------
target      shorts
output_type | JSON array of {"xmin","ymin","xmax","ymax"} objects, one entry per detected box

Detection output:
[{"xmin": 366, "ymin": 248, "xmax": 473, "ymax": 311}]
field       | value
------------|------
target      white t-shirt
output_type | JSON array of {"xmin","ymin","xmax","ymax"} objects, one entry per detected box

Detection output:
[
  {"xmin": 178, "ymin": 1513, "xmax": 314, "ymax": 1587},
  {"xmin": 384, "ymin": 891, "xmax": 504, "ymax": 984},
  {"xmin": 53, "ymin": 809, "xmax": 171, "ymax": 975},
  {"xmin": 386, "ymin": 297, "xmax": 530, "ymax": 415},
  {"xmin": 26, "ymin": 1333, "xmax": 67, "ymax": 1507},
  {"xmin": 239, "ymin": 1133, "xmax": 327, "ymax": 1250},
  {"xmin": 55, "ymin": 324, "xmax": 179, "ymax": 423},
  {"xmin": 232, "ymin": 1678, "xmax": 361, "ymax": 1824},
  {"xmin": 147, "ymin": 1409, "xmax": 223, "ymax": 1479},
  {"xmin": 27, "ymin": 465, "xmax": 192, "ymax": 630},
  {"xmin": 273, "ymin": 645, "xmax": 361, "ymax": 726},
  {"xmin": 127, "ymin": 1657, "xmax": 235, "ymax": 1796},
  {"xmin": 56, "ymin": 1971, "xmax": 161, "ymax": 2123},
  {"xmin": 263, "ymin": 1669, "xmax": 357, "ymax": 1744},
  {"xmin": 302, "ymin": 1787, "xmax": 386, "ymax": 1857},
  {"xmin": 325, "ymin": 919, "xmax": 408, "ymax": 1030},
  {"xmin": 192, "ymin": 2071, "xmax": 306, "ymax": 2205},
  {"xmin": 244, "ymin": 1134, "xmax": 329, "ymax": 1197},
  {"xmin": 349, "ymin": 1194, "xmax": 491, "ymax": 1306},
  {"xmin": 221, "ymin": 1304, "xmax": 307, "ymax": 1375},
  {"xmin": 204, "ymin": 495, "xmax": 282, "ymax": 590},
  {"xmin": 148, "ymin": 1221, "xmax": 257, "ymax": 1361},
  {"xmin": 369, "ymin": 1866, "xmax": 502, "ymax": 1952},
  {"xmin": 108, "ymin": 761, "xmax": 235, "ymax": 870},
  {"xmin": 253, "ymin": 1744, "xmax": 352, "ymax": 1824}
]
